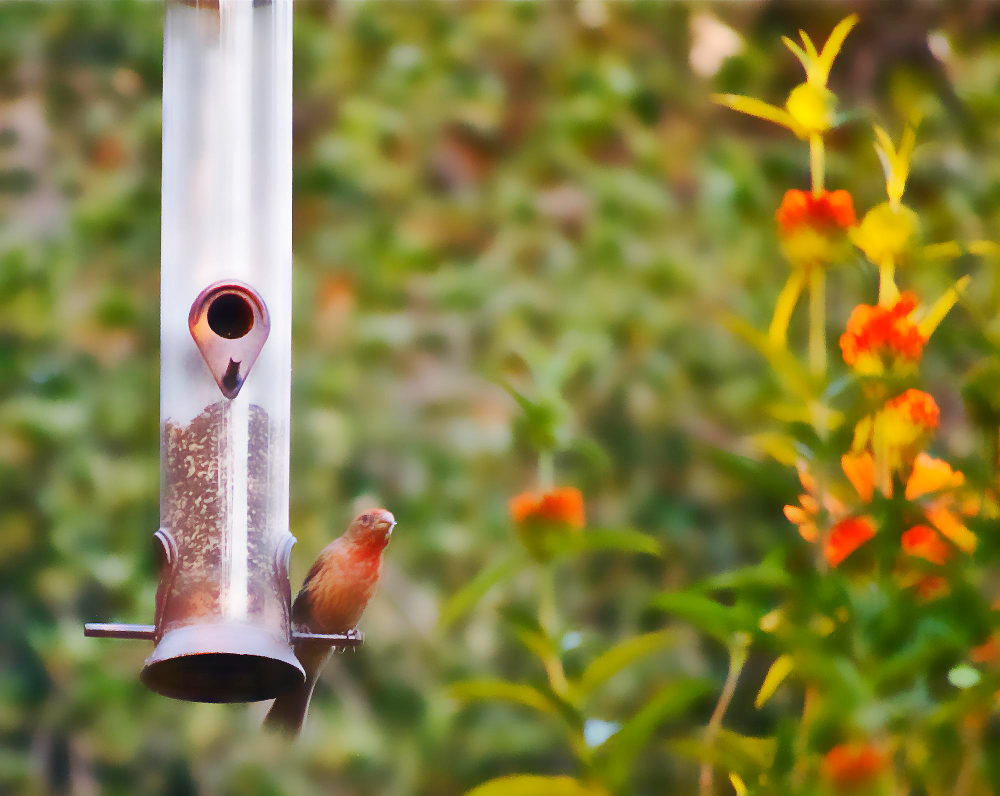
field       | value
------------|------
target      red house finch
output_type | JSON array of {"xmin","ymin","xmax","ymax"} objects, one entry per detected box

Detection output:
[{"xmin": 263, "ymin": 508, "xmax": 396, "ymax": 736}]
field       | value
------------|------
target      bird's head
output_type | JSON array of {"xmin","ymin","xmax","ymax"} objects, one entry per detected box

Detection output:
[{"xmin": 344, "ymin": 508, "xmax": 396, "ymax": 551}]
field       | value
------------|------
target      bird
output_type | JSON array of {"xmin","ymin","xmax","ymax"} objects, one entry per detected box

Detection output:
[{"xmin": 263, "ymin": 508, "xmax": 396, "ymax": 736}]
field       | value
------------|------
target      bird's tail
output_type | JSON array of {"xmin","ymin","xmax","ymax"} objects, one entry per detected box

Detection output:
[{"xmin": 263, "ymin": 645, "xmax": 330, "ymax": 738}]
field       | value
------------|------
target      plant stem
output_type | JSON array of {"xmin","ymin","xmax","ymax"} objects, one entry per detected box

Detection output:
[
  {"xmin": 538, "ymin": 451, "xmax": 554, "ymax": 490},
  {"xmin": 879, "ymin": 257, "xmax": 897, "ymax": 305},
  {"xmin": 953, "ymin": 715, "xmax": 984, "ymax": 796},
  {"xmin": 809, "ymin": 134, "xmax": 825, "ymax": 196},
  {"xmin": 536, "ymin": 565, "xmax": 592, "ymax": 772},
  {"xmin": 769, "ymin": 270, "xmax": 806, "ymax": 347},
  {"xmin": 537, "ymin": 564, "xmax": 569, "ymax": 697},
  {"xmin": 790, "ymin": 686, "xmax": 817, "ymax": 787},
  {"xmin": 874, "ymin": 412, "xmax": 892, "ymax": 499},
  {"xmin": 699, "ymin": 641, "xmax": 749, "ymax": 796},
  {"xmin": 812, "ymin": 467, "xmax": 830, "ymax": 574},
  {"xmin": 808, "ymin": 267, "xmax": 826, "ymax": 378},
  {"xmin": 535, "ymin": 454, "xmax": 567, "ymax": 695}
]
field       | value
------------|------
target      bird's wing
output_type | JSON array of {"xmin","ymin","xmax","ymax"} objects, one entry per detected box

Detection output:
[
  {"xmin": 291, "ymin": 541, "xmax": 343, "ymax": 628},
  {"xmin": 290, "ymin": 586, "xmax": 312, "ymax": 628},
  {"xmin": 298, "ymin": 546, "xmax": 331, "ymax": 592}
]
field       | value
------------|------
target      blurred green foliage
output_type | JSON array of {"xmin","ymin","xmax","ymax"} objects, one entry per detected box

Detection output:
[{"xmin": 5, "ymin": 2, "xmax": 1000, "ymax": 794}]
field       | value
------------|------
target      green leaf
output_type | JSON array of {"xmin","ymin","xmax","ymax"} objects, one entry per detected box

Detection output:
[
  {"xmin": 696, "ymin": 557, "xmax": 792, "ymax": 593},
  {"xmin": 670, "ymin": 729, "xmax": 777, "ymax": 780},
  {"xmin": 465, "ymin": 775, "xmax": 606, "ymax": 796},
  {"xmin": 717, "ymin": 729, "xmax": 778, "ymax": 772},
  {"xmin": 497, "ymin": 378, "xmax": 565, "ymax": 453},
  {"xmin": 553, "ymin": 528, "xmax": 661, "ymax": 558},
  {"xmin": 576, "ymin": 630, "xmax": 679, "ymax": 700},
  {"xmin": 599, "ymin": 678, "xmax": 714, "ymax": 786},
  {"xmin": 722, "ymin": 314, "xmax": 815, "ymax": 401},
  {"xmin": 652, "ymin": 591, "xmax": 754, "ymax": 642},
  {"xmin": 498, "ymin": 378, "xmax": 538, "ymax": 415},
  {"xmin": 512, "ymin": 626, "xmax": 556, "ymax": 664},
  {"xmin": 449, "ymin": 679, "xmax": 562, "ymax": 718},
  {"xmin": 873, "ymin": 619, "xmax": 958, "ymax": 688},
  {"xmin": 438, "ymin": 556, "xmax": 523, "ymax": 630},
  {"xmin": 962, "ymin": 359, "xmax": 1000, "ymax": 429},
  {"xmin": 501, "ymin": 606, "xmax": 559, "ymax": 665},
  {"xmin": 750, "ymin": 431, "xmax": 801, "ymax": 466}
]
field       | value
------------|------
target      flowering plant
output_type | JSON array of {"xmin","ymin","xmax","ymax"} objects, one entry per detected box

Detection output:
[
  {"xmin": 441, "ymin": 366, "xmax": 678, "ymax": 795},
  {"xmin": 443, "ymin": 12, "xmax": 1000, "ymax": 796},
  {"xmin": 649, "ymin": 14, "xmax": 1000, "ymax": 794}
]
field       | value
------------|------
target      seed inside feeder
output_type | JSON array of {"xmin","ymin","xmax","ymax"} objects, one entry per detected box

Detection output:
[{"xmin": 160, "ymin": 401, "xmax": 287, "ymax": 633}]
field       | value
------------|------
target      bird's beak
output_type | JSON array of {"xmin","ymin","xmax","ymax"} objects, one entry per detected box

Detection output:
[{"xmin": 372, "ymin": 511, "xmax": 396, "ymax": 539}]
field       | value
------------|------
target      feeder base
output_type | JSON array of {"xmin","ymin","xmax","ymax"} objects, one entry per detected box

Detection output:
[{"xmin": 141, "ymin": 624, "xmax": 305, "ymax": 703}]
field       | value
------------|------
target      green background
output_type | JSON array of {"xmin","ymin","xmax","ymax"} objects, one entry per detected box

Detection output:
[{"xmin": 3, "ymin": 2, "xmax": 1000, "ymax": 793}]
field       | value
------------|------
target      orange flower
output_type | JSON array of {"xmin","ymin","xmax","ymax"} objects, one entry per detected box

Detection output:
[
  {"xmin": 971, "ymin": 635, "xmax": 1000, "ymax": 664},
  {"xmin": 923, "ymin": 499, "xmax": 977, "ymax": 554},
  {"xmin": 841, "ymin": 452, "xmax": 875, "ymax": 503},
  {"xmin": 511, "ymin": 486, "xmax": 586, "ymax": 560},
  {"xmin": 849, "ymin": 391, "xmax": 942, "ymax": 497},
  {"xmin": 825, "ymin": 516, "xmax": 876, "ymax": 567},
  {"xmin": 899, "ymin": 453, "xmax": 977, "ymax": 554},
  {"xmin": 774, "ymin": 189, "xmax": 856, "ymax": 271},
  {"xmin": 783, "ymin": 463, "xmax": 845, "ymax": 543},
  {"xmin": 885, "ymin": 388, "xmax": 940, "ymax": 431},
  {"xmin": 776, "ymin": 189, "xmax": 856, "ymax": 233},
  {"xmin": 905, "ymin": 453, "xmax": 964, "ymax": 500},
  {"xmin": 509, "ymin": 487, "xmax": 585, "ymax": 529},
  {"xmin": 823, "ymin": 743, "xmax": 886, "ymax": 788},
  {"xmin": 916, "ymin": 575, "xmax": 950, "ymax": 601},
  {"xmin": 839, "ymin": 292, "xmax": 925, "ymax": 372},
  {"xmin": 784, "ymin": 499, "xmax": 820, "ymax": 543},
  {"xmin": 901, "ymin": 525, "xmax": 951, "ymax": 565}
]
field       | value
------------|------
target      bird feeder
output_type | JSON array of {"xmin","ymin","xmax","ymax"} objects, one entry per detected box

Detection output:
[{"xmin": 85, "ymin": 0, "xmax": 360, "ymax": 703}]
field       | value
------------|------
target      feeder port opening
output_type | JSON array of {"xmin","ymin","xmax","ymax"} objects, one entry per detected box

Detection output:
[{"xmin": 207, "ymin": 292, "xmax": 255, "ymax": 339}]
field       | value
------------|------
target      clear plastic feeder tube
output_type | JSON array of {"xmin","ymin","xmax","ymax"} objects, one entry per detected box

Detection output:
[
  {"xmin": 82, "ymin": 0, "xmax": 362, "ymax": 702},
  {"xmin": 150, "ymin": 0, "xmax": 298, "ymax": 701}
]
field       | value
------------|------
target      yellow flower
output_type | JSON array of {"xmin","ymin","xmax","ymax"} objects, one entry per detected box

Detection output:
[
  {"xmin": 874, "ymin": 124, "xmax": 915, "ymax": 209},
  {"xmin": 712, "ymin": 15, "xmax": 857, "ymax": 139},
  {"xmin": 850, "ymin": 201, "xmax": 920, "ymax": 268},
  {"xmin": 785, "ymin": 83, "xmax": 836, "ymax": 138},
  {"xmin": 881, "ymin": 388, "xmax": 939, "ymax": 452},
  {"xmin": 851, "ymin": 123, "xmax": 996, "ymax": 304},
  {"xmin": 851, "ymin": 122, "xmax": 921, "ymax": 302}
]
